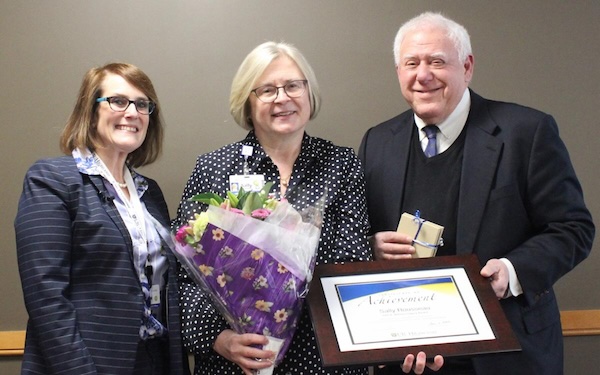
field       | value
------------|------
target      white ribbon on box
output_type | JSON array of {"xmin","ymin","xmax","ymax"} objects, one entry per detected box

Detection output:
[{"xmin": 396, "ymin": 211, "xmax": 444, "ymax": 258}]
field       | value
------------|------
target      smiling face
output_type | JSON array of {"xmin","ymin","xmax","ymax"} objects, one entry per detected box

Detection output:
[
  {"xmin": 249, "ymin": 55, "xmax": 310, "ymax": 141},
  {"xmin": 94, "ymin": 73, "xmax": 150, "ymax": 162},
  {"xmin": 396, "ymin": 26, "xmax": 473, "ymax": 124}
]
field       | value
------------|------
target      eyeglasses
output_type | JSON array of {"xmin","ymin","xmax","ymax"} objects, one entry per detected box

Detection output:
[
  {"xmin": 96, "ymin": 96, "xmax": 156, "ymax": 115},
  {"xmin": 251, "ymin": 80, "xmax": 308, "ymax": 103}
]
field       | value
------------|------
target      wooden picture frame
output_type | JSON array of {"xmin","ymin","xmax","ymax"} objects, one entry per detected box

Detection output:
[{"xmin": 306, "ymin": 254, "xmax": 521, "ymax": 367}]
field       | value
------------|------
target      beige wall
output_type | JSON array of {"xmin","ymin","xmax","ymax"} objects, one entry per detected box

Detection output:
[{"xmin": 1, "ymin": 1, "xmax": 598, "ymax": 374}]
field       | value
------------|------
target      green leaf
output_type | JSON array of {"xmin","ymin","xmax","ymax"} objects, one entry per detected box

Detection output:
[
  {"xmin": 240, "ymin": 182, "xmax": 276, "ymax": 214},
  {"xmin": 184, "ymin": 235, "xmax": 195, "ymax": 245},
  {"xmin": 241, "ymin": 193, "xmax": 263, "ymax": 215},
  {"xmin": 260, "ymin": 181, "xmax": 275, "ymax": 199},
  {"xmin": 236, "ymin": 187, "xmax": 249, "ymax": 208},
  {"xmin": 226, "ymin": 191, "xmax": 239, "ymax": 208},
  {"xmin": 189, "ymin": 192, "xmax": 224, "ymax": 206}
]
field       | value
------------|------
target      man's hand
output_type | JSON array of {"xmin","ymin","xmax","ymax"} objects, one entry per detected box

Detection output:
[
  {"xmin": 213, "ymin": 329, "xmax": 275, "ymax": 375},
  {"xmin": 402, "ymin": 352, "xmax": 444, "ymax": 374},
  {"xmin": 480, "ymin": 258, "xmax": 510, "ymax": 299},
  {"xmin": 378, "ymin": 352, "xmax": 444, "ymax": 374},
  {"xmin": 370, "ymin": 231, "xmax": 415, "ymax": 260}
]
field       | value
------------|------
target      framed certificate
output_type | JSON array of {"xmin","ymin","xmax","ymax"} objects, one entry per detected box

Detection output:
[{"xmin": 306, "ymin": 254, "xmax": 521, "ymax": 367}]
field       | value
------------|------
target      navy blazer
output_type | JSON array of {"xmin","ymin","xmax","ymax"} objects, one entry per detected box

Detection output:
[
  {"xmin": 358, "ymin": 91, "xmax": 594, "ymax": 375},
  {"xmin": 15, "ymin": 156, "xmax": 189, "ymax": 375}
]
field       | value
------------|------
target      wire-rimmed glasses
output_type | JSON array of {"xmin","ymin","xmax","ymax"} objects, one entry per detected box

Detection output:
[{"xmin": 251, "ymin": 80, "xmax": 308, "ymax": 103}]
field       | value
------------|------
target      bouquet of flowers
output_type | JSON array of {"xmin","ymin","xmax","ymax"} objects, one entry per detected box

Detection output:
[{"xmin": 172, "ymin": 182, "xmax": 323, "ymax": 370}]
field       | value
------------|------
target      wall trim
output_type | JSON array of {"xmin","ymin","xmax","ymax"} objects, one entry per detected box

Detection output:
[
  {"xmin": 0, "ymin": 330, "xmax": 25, "ymax": 357},
  {"xmin": 560, "ymin": 309, "xmax": 600, "ymax": 336},
  {"xmin": 1, "ymin": 310, "xmax": 599, "ymax": 356}
]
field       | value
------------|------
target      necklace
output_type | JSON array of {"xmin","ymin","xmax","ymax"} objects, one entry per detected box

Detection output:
[
  {"xmin": 92, "ymin": 153, "xmax": 129, "ymax": 190},
  {"xmin": 281, "ymin": 175, "xmax": 290, "ymax": 188}
]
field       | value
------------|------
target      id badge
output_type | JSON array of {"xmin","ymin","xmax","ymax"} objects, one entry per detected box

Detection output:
[
  {"xmin": 150, "ymin": 284, "xmax": 161, "ymax": 307},
  {"xmin": 229, "ymin": 174, "xmax": 265, "ymax": 194}
]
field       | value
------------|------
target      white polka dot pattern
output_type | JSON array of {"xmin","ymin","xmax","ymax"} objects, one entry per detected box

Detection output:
[{"xmin": 174, "ymin": 132, "xmax": 371, "ymax": 374}]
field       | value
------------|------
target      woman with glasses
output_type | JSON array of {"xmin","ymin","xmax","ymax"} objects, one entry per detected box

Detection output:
[
  {"xmin": 173, "ymin": 42, "xmax": 439, "ymax": 375},
  {"xmin": 15, "ymin": 63, "xmax": 189, "ymax": 375}
]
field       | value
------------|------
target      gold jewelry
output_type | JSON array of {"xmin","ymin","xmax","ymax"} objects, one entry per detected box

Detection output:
[{"xmin": 280, "ymin": 175, "xmax": 290, "ymax": 188}]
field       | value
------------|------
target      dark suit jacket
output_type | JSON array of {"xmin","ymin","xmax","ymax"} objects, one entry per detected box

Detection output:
[
  {"xmin": 358, "ymin": 90, "xmax": 594, "ymax": 375},
  {"xmin": 15, "ymin": 156, "xmax": 189, "ymax": 375}
]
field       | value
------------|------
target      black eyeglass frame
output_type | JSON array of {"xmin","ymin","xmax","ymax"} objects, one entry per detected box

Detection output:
[{"xmin": 96, "ymin": 96, "xmax": 156, "ymax": 115}]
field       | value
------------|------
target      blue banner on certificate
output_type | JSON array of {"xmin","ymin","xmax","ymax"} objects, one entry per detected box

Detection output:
[{"xmin": 322, "ymin": 267, "xmax": 495, "ymax": 351}]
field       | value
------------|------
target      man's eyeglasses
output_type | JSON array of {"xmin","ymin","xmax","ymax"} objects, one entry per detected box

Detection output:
[
  {"xmin": 251, "ymin": 80, "xmax": 308, "ymax": 103},
  {"xmin": 96, "ymin": 96, "xmax": 156, "ymax": 115}
]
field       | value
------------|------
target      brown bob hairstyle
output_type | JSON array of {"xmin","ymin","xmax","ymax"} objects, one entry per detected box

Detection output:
[{"xmin": 59, "ymin": 62, "xmax": 164, "ymax": 168}]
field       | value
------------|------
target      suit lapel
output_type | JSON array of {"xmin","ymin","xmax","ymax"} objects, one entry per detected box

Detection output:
[
  {"xmin": 88, "ymin": 174, "xmax": 134, "ymax": 251},
  {"xmin": 456, "ymin": 92, "xmax": 503, "ymax": 254},
  {"xmin": 386, "ymin": 115, "xmax": 413, "ymax": 228}
]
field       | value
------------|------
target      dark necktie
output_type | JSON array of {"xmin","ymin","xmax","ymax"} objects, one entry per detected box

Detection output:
[{"xmin": 423, "ymin": 125, "xmax": 439, "ymax": 158}]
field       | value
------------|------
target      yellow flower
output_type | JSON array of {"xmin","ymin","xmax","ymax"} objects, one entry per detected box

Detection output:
[
  {"xmin": 251, "ymin": 249, "xmax": 264, "ymax": 260},
  {"xmin": 283, "ymin": 278, "xmax": 296, "ymax": 292},
  {"xmin": 255, "ymin": 300, "xmax": 274, "ymax": 312},
  {"xmin": 191, "ymin": 212, "xmax": 209, "ymax": 241},
  {"xmin": 277, "ymin": 263, "xmax": 288, "ymax": 274},
  {"xmin": 252, "ymin": 275, "xmax": 268, "ymax": 290},
  {"xmin": 219, "ymin": 246, "xmax": 233, "ymax": 257},
  {"xmin": 238, "ymin": 313, "xmax": 253, "ymax": 327},
  {"xmin": 212, "ymin": 227, "xmax": 225, "ymax": 241},
  {"xmin": 199, "ymin": 264, "xmax": 214, "ymax": 276},
  {"xmin": 217, "ymin": 273, "xmax": 229, "ymax": 287},
  {"xmin": 274, "ymin": 308, "xmax": 288, "ymax": 323}
]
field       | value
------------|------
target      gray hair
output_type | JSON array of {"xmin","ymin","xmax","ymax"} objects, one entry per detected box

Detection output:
[
  {"xmin": 230, "ymin": 41, "xmax": 321, "ymax": 130},
  {"xmin": 393, "ymin": 12, "xmax": 472, "ymax": 66}
]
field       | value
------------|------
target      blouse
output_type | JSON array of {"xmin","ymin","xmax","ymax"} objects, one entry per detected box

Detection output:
[
  {"xmin": 174, "ymin": 131, "xmax": 371, "ymax": 375},
  {"xmin": 74, "ymin": 148, "xmax": 168, "ymax": 338}
]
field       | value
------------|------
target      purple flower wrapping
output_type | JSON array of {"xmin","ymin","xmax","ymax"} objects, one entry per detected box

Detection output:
[{"xmin": 176, "ymin": 222, "xmax": 307, "ymax": 364}]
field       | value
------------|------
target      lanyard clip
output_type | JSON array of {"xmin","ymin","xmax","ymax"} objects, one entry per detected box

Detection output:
[{"xmin": 241, "ymin": 145, "xmax": 253, "ymax": 175}]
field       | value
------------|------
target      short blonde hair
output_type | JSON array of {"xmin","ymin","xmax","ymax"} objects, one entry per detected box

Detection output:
[
  {"xmin": 59, "ymin": 62, "xmax": 164, "ymax": 168},
  {"xmin": 230, "ymin": 41, "xmax": 321, "ymax": 130}
]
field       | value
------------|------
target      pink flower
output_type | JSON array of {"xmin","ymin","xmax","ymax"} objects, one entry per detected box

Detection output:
[
  {"xmin": 251, "ymin": 208, "xmax": 271, "ymax": 220},
  {"xmin": 229, "ymin": 208, "xmax": 245, "ymax": 216},
  {"xmin": 240, "ymin": 267, "xmax": 255, "ymax": 280},
  {"xmin": 175, "ymin": 226, "xmax": 190, "ymax": 245}
]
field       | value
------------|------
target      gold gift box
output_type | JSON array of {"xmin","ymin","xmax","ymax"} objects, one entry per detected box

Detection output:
[{"xmin": 396, "ymin": 212, "xmax": 444, "ymax": 258}]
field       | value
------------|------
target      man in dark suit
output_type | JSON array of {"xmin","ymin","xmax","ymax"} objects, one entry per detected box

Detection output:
[{"xmin": 358, "ymin": 12, "xmax": 594, "ymax": 375}]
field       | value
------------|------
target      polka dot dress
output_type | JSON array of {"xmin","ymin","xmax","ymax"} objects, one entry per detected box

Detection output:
[{"xmin": 174, "ymin": 132, "xmax": 372, "ymax": 375}]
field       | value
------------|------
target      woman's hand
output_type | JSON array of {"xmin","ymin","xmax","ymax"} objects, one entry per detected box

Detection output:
[{"xmin": 213, "ymin": 329, "xmax": 275, "ymax": 375}]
